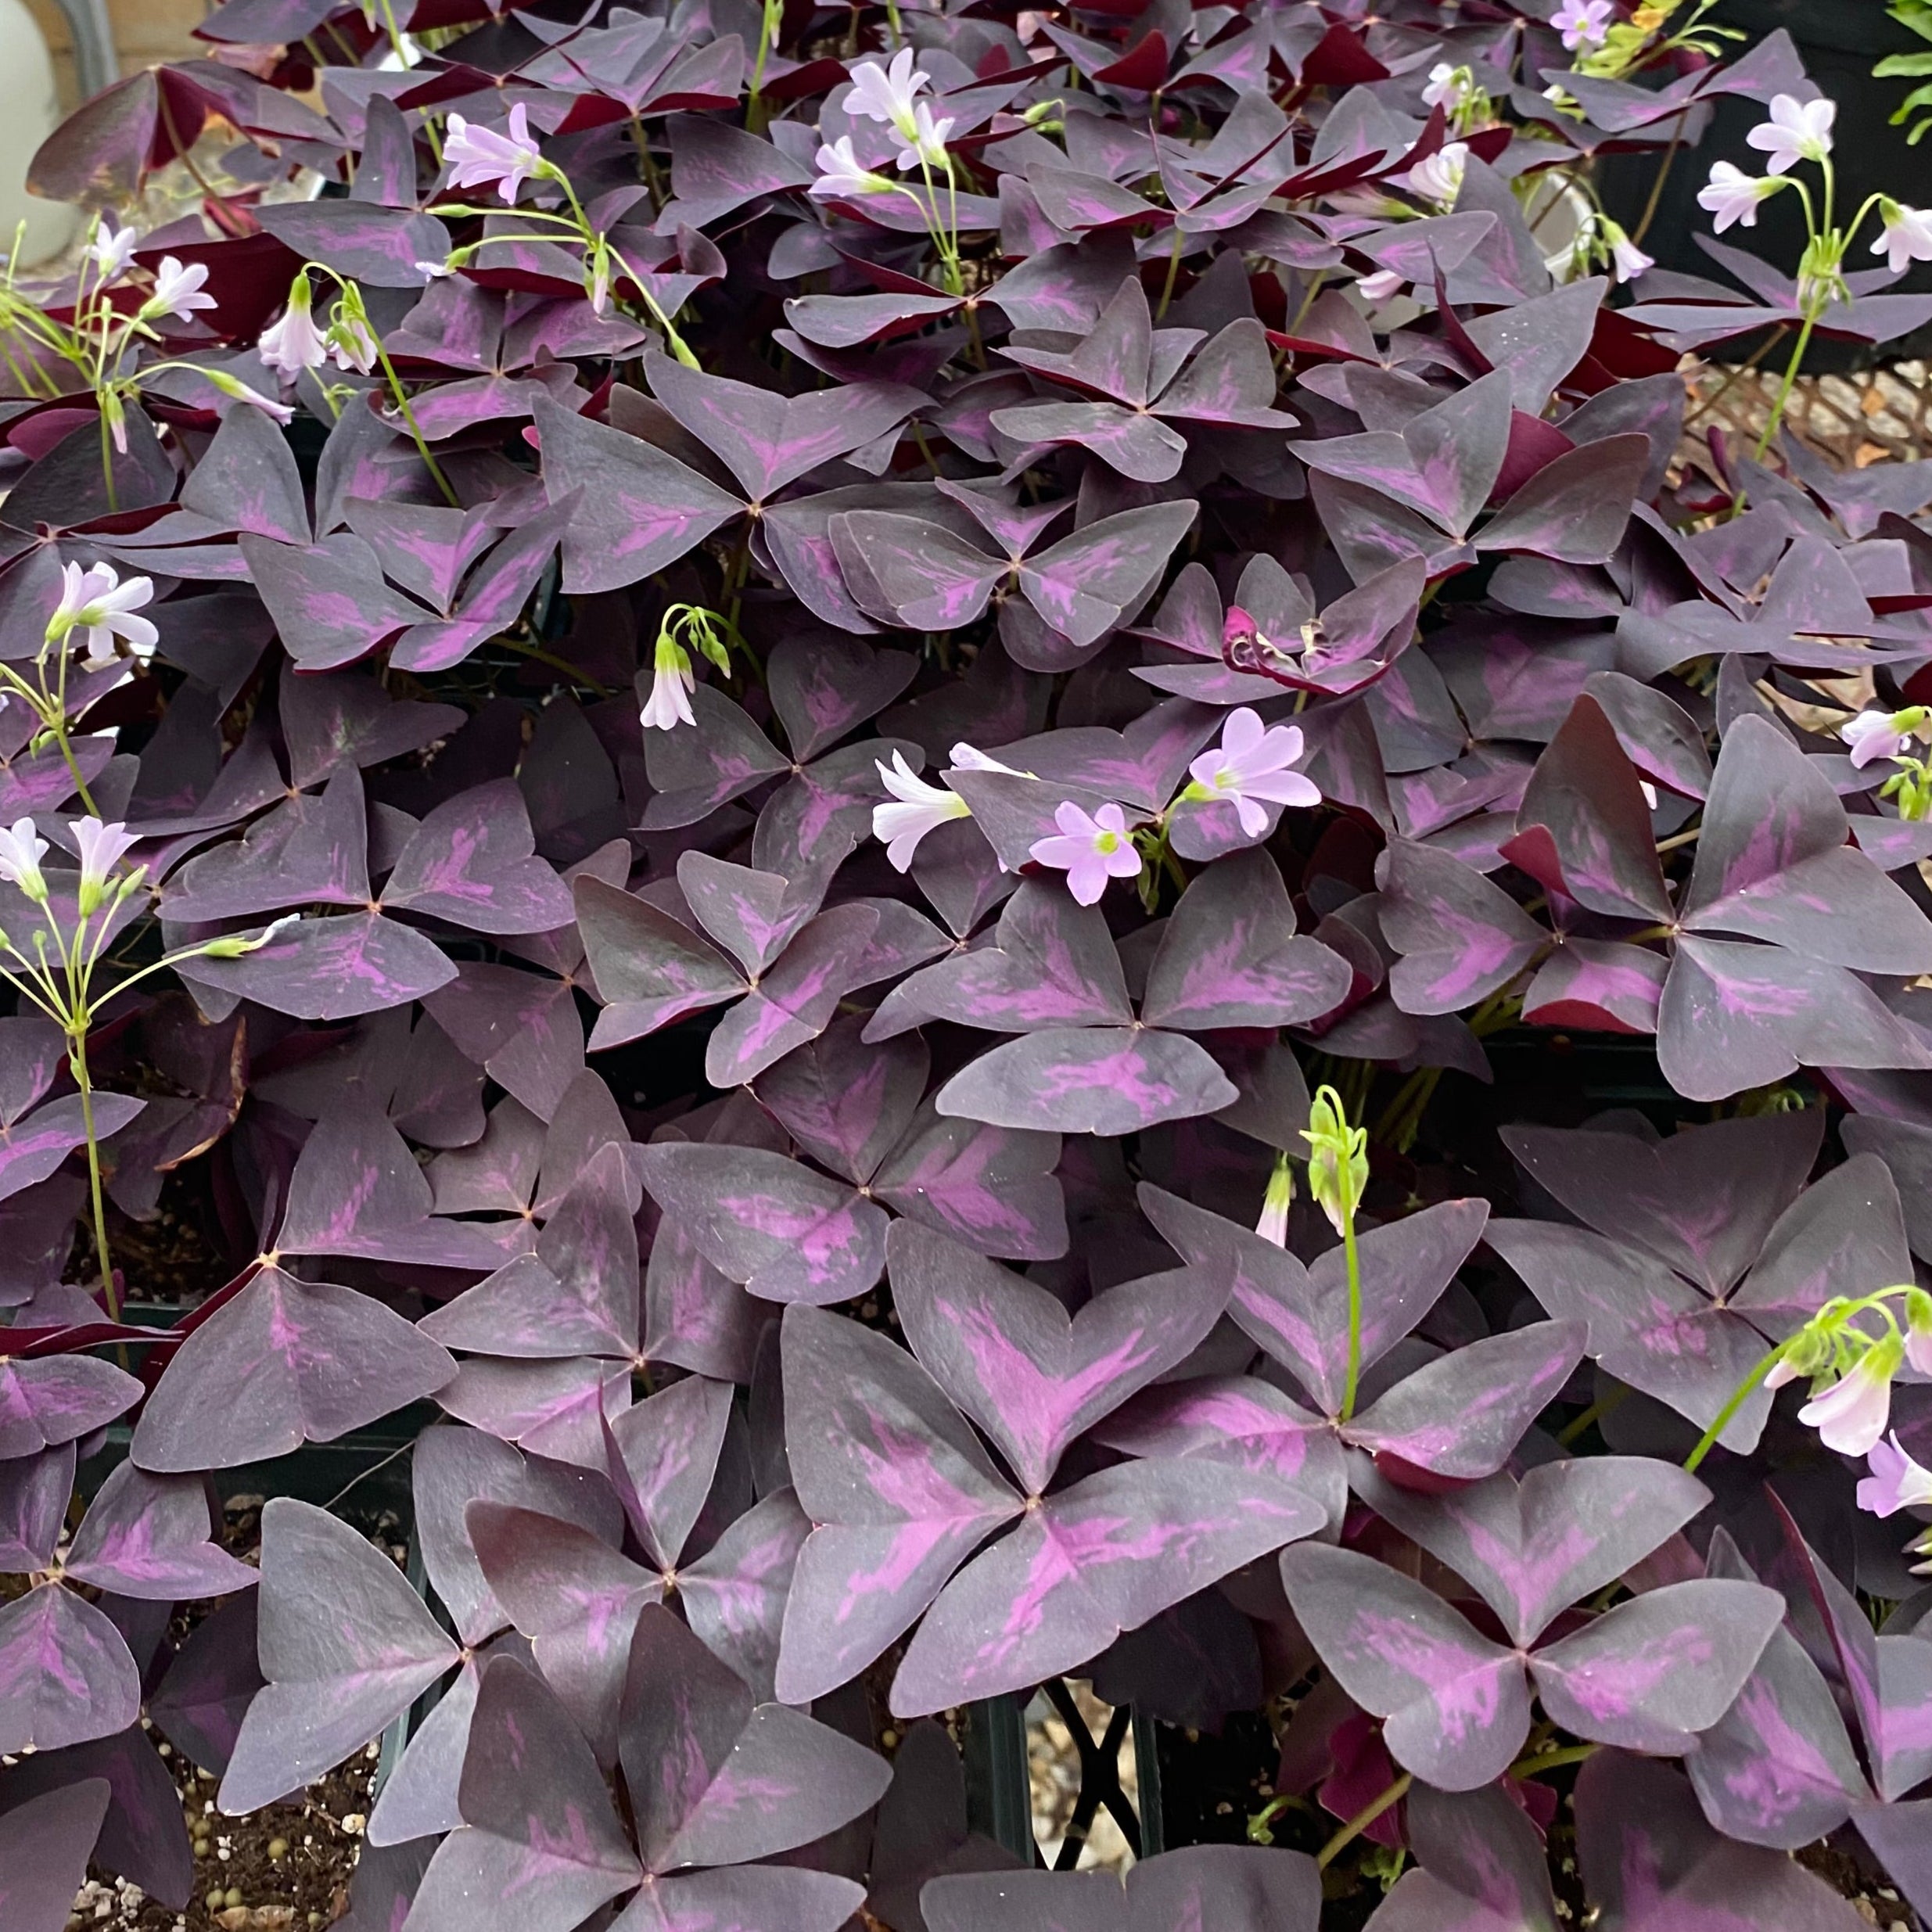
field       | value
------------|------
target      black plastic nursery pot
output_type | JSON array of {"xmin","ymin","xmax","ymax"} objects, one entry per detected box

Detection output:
[{"xmin": 1596, "ymin": 0, "xmax": 1932, "ymax": 368}]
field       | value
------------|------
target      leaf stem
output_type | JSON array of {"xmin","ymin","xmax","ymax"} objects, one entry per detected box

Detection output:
[
  {"xmin": 69, "ymin": 1029, "xmax": 116, "ymax": 1316},
  {"xmin": 1683, "ymin": 1339, "xmax": 1788, "ymax": 1473},
  {"xmin": 1315, "ymin": 1772, "xmax": 1409, "ymax": 1868},
  {"xmin": 1339, "ymin": 1204, "xmax": 1363, "ymax": 1422}
]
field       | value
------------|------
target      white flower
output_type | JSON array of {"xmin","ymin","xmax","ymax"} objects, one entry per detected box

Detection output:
[
  {"xmin": 1746, "ymin": 92, "xmax": 1835, "ymax": 175},
  {"xmin": 1256, "ymin": 1154, "xmax": 1295, "ymax": 1247},
  {"xmin": 203, "ymin": 368, "xmax": 294, "ymax": 425},
  {"xmin": 1607, "ymin": 224, "xmax": 1653, "ymax": 283},
  {"xmin": 949, "ymin": 742, "xmax": 1027, "ymax": 776},
  {"xmin": 872, "ymin": 751, "xmax": 970, "ymax": 870},
  {"xmin": 414, "ymin": 259, "xmax": 455, "ymax": 280},
  {"xmin": 1029, "ymin": 800, "xmax": 1142, "ymax": 905},
  {"xmin": 1859, "ymin": 1431, "xmax": 1932, "ymax": 1517},
  {"xmin": 87, "ymin": 220, "xmax": 139, "ymax": 286},
  {"xmin": 1876, "ymin": 200, "xmax": 1932, "ymax": 277},
  {"xmin": 1552, "ymin": 0, "xmax": 1613, "ymax": 48},
  {"xmin": 641, "ymin": 633, "xmax": 696, "ymax": 732},
  {"xmin": 259, "ymin": 275, "xmax": 327, "ymax": 381},
  {"xmin": 1357, "ymin": 268, "xmax": 1404, "ymax": 303},
  {"xmin": 329, "ymin": 308, "xmax": 379, "ymax": 375},
  {"xmin": 891, "ymin": 100, "xmax": 955, "ymax": 174},
  {"xmin": 143, "ymin": 257, "xmax": 216, "ymax": 325},
  {"xmin": 1186, "ymin": 708, "xmax": 1321, "ymax": 838},
  {"xmin": 1639, "ymin": 780, "xmax": 1659, "ymax": 810},
  {"xmin": 1842, "ymin": 707, "xmax": 1927, "ymax": 768},
  {"xmin": 48, "ymin": 562, "xmax": 156, "ymax": 669},
  {"xmin": 1798, "ymin": 1339, "xmax": 1901, "ymax": 1457},
  {"xmin": 1403, "ymin": 141, "xmax": 1467, "ymax": 210},
  {"xmin": 1422, "ymin": 63, "xmax": 1474, "ymax": 110},
  {"xmin": 73, "ymin": 817, "xmax": 138, "ymax": 915},
  {"xmin": 444, "ymin": 102, "xmax": 544, "ymax": 203},
  {"xmin": 1696, "ymin": 160, "xmax": 1785, "ymax": 233},
  {"xmin": 0, "ymin": 817, "xmax": 48, "ymax": 901},
  {"xmin": 846, "ymin": 48, "xmax": 931, "ymax": 144},
  {"xmin": 810, "ymin": 135, "xmax": 899, "ymax": 200}
]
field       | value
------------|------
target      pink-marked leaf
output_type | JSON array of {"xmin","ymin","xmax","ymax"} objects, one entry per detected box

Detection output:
[
  {"xmin": 892, "ymin": 1458, "xmax": 1324, "ymax": 1715},
  {"xmin": 1142, "ymin": 850, "xmax": 1352, "ymax": 1030},
  {"xmin": 239, "ymin": 533, "xmax": 427, "ymax": 670},
  {"xmin": 611, "ymin": 1866, "xmax": 864, "ymax": 1932},
  {"xmin": 873, "ymin": 1103, "xmax": 1068, "ymax": 1262},
  {"xmin": 257, "ymin": 200, "xmax": 450, "ymax": 287},
  {"xmin": 0, "ymin": 1442, "xmax": 72, "ymax": 1571},
  {"xmin": 382, "ymin": 781, "xmax": 573, "ymax": 935},
  {"xmin": 752, "ymin": 1018, "xmax": 925, "ymax": 1183},
  {"xmin": 1344, "ymin": 1321, "xmax": 1585, "ymax": 1481},
  {"xmin": 467, "ymin": 1501, "xmax": 661, "ymax": 1765},
  {"xmin": 64, "ymin": 1461, "xmax": 257, "ymax": 1600},
  {"xmin": 935, "ymin": 1027, "xmax": 1237, "ymax": 1136},
  {"xmin": 404, "ymin": 1656, "xmax": 641, "ymax": 1932},
  {"xmin": 146, "ymin": 1596, "xmax": 260, "ymax": 1776},
  {"xmin": 366, "ymin": 1656, "xmax": 481, "ymax": 1849},
  {"xmin": 436, "ymin": 1356, "xmax": 632, "ymax": 1473},
  {"xmin": 638, "ymin": 1142, "xmax": 885, "ymax": 1306},
  {"xmin": 0, "ymin": 1780, "xmax": 112, "ymax": 1932},
  {"xmin": 889, "ymin": 1219, "xmax": 1225, "ymax": 1494},
  {"xmin": 1140, "ymin": 1187, "xmax": 1486, "ymax": 1416},
  {"xmin": 1575, "ymin": 1750, "xmax": 1867, "ymax": 1932},
  {"xmin": 609, "ymin": 1375, "xmax": 734, "ymax": 1571},
  {"xmin": 1018, "ymin": 501, "xmax": 1199, "ymax": 648},
  {"xmin": 1366, "ymin": 1781, "xmax": 1560, "ymax": 1932},
  {"xmin": 0, "ymin": 1353, "xmax": 142, "ymax": 1458},
  {"xmin": 164, "ymin": 765, "xmax": 372, "ymax": 921},
  {"xmin": 425, "ymin": 966, "xmax": 584, "ymax": 1124},
  {"xmin": 0, "ymin": 1092, "xmax": 145, "ymax": 1208},
  {"xmin": 641, "ymin": 1215, "xmax": 763, "ymax": 1384},
  {"xmin": 0, "ymin": 1587, "xmax": 139, "ymax": 1756},
  {"xmin": 675, "ymin": 851, "xmax": 813, "ymax": 979},
  {"xmin": 282, "ymin": 671, "xmax": 465, "ymax": 790},
  {"xmin": 1521, "ymin": 940, "xmax": 1668, "ymax": 1035},
  {"xmin": 1478, "ymin": 435, "xmax": 1647, "ymax": 565},
  {"xmin": 705, "ymin": 903, "xmax": 882, "ymax": 1088},
  {"xmin": 182, "ymin": 911, "xmax": 457, "ymax": 1020},
  {"xmin": 221, "ymin": 1499, "xmax": 459, "ymax": 1812},
  {"xmin": 132, "ymin": 1265, "xmax": 456, "ymax": 1472},
  {"xmin": 774, "ymin": 1305, "xmax": 1021, "ymax": 1706},
  {"xmin": 767, "ymin": 633, "xmax": 918, "ymax": 762},
  {"xmin": 536, "ymin": 393, "xmax": 743, "ymax": 594},
  {"xmin": 1278, "ymin": 1543, "xmax": 1530, "ymax": 1791},
  {"xmin": 1354, "ymin": 1458, "xmax": 1712, "ymax": 1648},
  {"xmin": 575, "ymin": 877, "xmax": 742, "ymax": 1049},
  {"xmin": 832, "ymin": 512, "xmax": 1007, "ymax": 634},
  {"xmin": 0, "ymin": 1015, "xmax": 63, "ymax": 1126},
  {"xmin": 1379, "ymin": 839, "xmax": 1546, "ymax": 1015},
  {"xmin": 413, "ymin": 1423, "xmax": 622, "ymax": 1650},
  {"xmin": 1732, "ymin": 1155, "xmax": 1913, "ymax": 1341},
  {"xmin": 677, "ymin": 1488, "xmax": 810, "ymax": 1701}
]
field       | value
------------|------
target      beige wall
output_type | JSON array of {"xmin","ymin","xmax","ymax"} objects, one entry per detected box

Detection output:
[{"xmin": 23, "ymin": 0, "xmax": 207, "ymax": 110}]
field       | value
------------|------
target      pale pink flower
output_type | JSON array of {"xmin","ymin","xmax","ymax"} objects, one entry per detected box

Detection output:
[
  {"xmin": 641, "ymin": 634, "xmax": 696, "ymax": 732},
  {"xmin": 1187, "ymin": 708, "xmax": 1321, "ymax": 837},
  {"xmin": 1697, "ymin": 160, "xmax": 1783, "ymax": 232},
  {"xmin": 73, "ymin": 817, "xmax": 138, "ymax": 914},
  {"xmin": 1029, "ymin": 800, "xmax": 1142, "ymax": 905},
  {"xmin": 1745, "ymin": 93, "xmax": 1834, "ymax": 174},
  {"xmin": 1552, "ymin": 0, "xmax": 1613, "ymax": 49},
  {"xmin": 1876, "ymin": 201, "xmax": 1932, "ymax": 277},
  {"xmin": 1403, "ymin": 141, "xmax": 1467, "ymax": 209},
  {"xmin": 87, "ymin": 220, "xmax": 139, "ymax": 285},
  {"xmin": 144, "ymin": 257, "xmax": 215, "ymax": 325},
  {"xmin": 49, "ymin": 562, "xmax": 156, "ymax": 668},
  {"xmin": 1609, "ymin": 229, "xmax": 1653, "ymax": 283},
  {"xmin": 444, "ymin": 102, "xmax": 544, "ymax": 202},
  {"xmin": 1798, "ymin": 1345, "xmax": 1899, "ymax": 1456},
  {"xmin": 259, "ymin": 275, "xmax": 327, "ymax": 380},
  {"xmin": 1841, "ymin": 708, "xmax": 1923, "ymax": 768},
  {"xmin": 1357, "ymin": 269, "xmax": 1404, "ymax": 303},
  {"xmin": 810, "ymin": 136, "xmax": 898, "ymax": 201},
  {"xmin": 1858, "ymin": 1431, "xmax": 1932, "ymax": 1517}
]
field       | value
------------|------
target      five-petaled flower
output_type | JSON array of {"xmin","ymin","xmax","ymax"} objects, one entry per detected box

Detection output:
[
  {"xmin": 445, "ymin": 103, "xmax": 545, "ymax": 203},
  {"xmin": 846, "ymin": 48, "xmax": 931, "ymax": 140},
  {"xmin": 1186, "ymin": 708, "xmax": 1321, "ymax": 838},
  {"xmin": 1696, "ymin": 160, "xmax": 1786, "ymax": 232},
  {"xmin": 1403, "ymin": 141, "xmax": 1467, "ymax": 210},
  {"xmin": 1553, "ymin": 0, "xmax": 1614, "ymax": 48},
  {"xmin": 810, "ymin": 136, "xmax": 899, "ymax": 200},
  {"xmin": 1876, "ymin": 200, "xmax": 1932, "ymax": 276},
  {"xmin": 0, "ymin": 817, "xmax": 48, "ymax": 902},
  {"xmin": 1745, "ymin": 92, "xmax": 1834, "ymax": 175},
  {"xmin": 87, "ymin": 220, "xmax": 138, "ymax": 285},
  {"xmin": 1029, "ymin": 800, "xmax": 1142, "ymax": 905},
  {"xmin": 872, "ymin": 752, "xmax": 971, "ymax": 871},
  {"xmin": 1421, "ymin": 62, "xmax": 1475, "ymax": 110},
  {"xmin": 1605, "ymin": 221, "xmax": 1653, "ymax": 284},
  {"xmin": 73, "ymin": 818, "xmax": 139, "ymax": 917},
  {"xmin": 259, "ymin": 274, "xmax": 328, "ymax": 381},
  {"xmin": 143, "ymin": 257, "xmax": 216, "ymax": 326},
  {"xmin": 1860, "ymin": 1432, "xmax": 1932, "ymax": 1517},
  {"xmin": 641, "ymin": 630, "xmax": 698, "ymax": 732},
  {"xmin": 1797, "ymin": 1336, "xmax": 1901, "ymax": 1457},
  {"xmin": 1841, "ymin": 706, "xmax": 1929, "ymax": 767},
  {"xmin": 48, "ymin": 562, "xmax": 156, "ymax": 671}
]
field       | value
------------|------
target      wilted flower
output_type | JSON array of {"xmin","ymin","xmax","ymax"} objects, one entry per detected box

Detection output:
[
  {"xmin": 1029, "ymin": 800, "xmax": 1142, "ymax": 905},
  {"xmin": 87, "ymin": 220, "xmax": 139, "ymax": 285},
  {"xmin": 1797, "ymin": 1335, "xmax": 1901, "ymax": 1456},
  {"xmin": 1858, "ymin": 1432, "xmax": 1932, "ymax": 1517},
  {"xmin": 1552, "ymin": 0, "xmax": 1614, "ymax": 48},
  {"xmin": 1841, "ymin": 706, "xmax": 1929, "ymax": 767},
  {"xmin": 1697, "ymin": 161, "xmax": 1785, "ymax": 232},
  {"xmin": 444, "ymin": 103, "xmax": 544, "ymax": 202},
  {"xmin": 1186, "ymin": 708, "xmax": 1321, "ymax": 838},
  {"xmin": 72, "ymin": 817, "xmax": 138, "ymax": 915},
  {"xmin": 873, "ymin": 752, "xmax": 970, "ymax": 871},
  {"xmin": 259, "ymin": 273, "xmax": 328, "ymax": 380},
  {"xmin": 1256, "ymin": 1153, "xmax": 1295, "ymax": 1247},
  {"xmin": 0, "ymin": 817, "xmax": 48, "ymax": 901},
  {"xmin": 1876, "ymin": 200, "xmax": 1932, "ymax": 276},
  {"xmin": 48, "ymin": 562, "xmax": 156, "ymax": 669},
  {"xmin": 810, "ymin": 136, "xmax": 899, "ymax": 200},
  {"xmin": 143, "ymin": 257, "xmax": 216, "ymax": 325},
  {"xmin": 950, "ymin": 743, "xmax": 1027, "ymax": 777},
  {"xmin": 1404, "ymin": 141, "xmax": 1467, "ymax": 209},
  {"xmin": 1745, "ymin": 92, "xmax": 1834, "ymax": 174}
]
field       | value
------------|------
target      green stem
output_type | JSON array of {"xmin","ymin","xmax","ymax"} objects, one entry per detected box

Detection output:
[
  {"xmin": 375, "ymin": 341, "xmax": 459, "ymax": 506},
  {"xmin": 70, "ymin": 1031, "xmax": 116, "ymax": 1316},
  {"xmin": 1684, "ymin": 1340, "xmax": 1788, "ymax": 1473},
  {"xmin": 1506, "ymin": 1742, "xmax": 1599, "ymax": 1779},
  {"xmin": 1156, "ymin": 224, "xmax": 1184, "ymax": 318},
  {"xmin": 1315, "ymin": 1772, "xmax": 1409, "ymax": 1868},
  {"xmin": 1339, "ymin": 1205, "xmax": 1363, "ymax": 1421},
  {"xmin": 1753, "ymin": 309, "xmax": 1819, "ymax": 462},
  {"xmin": 1557, "ymin": 1385, "xmax": 1629, "ymax": 1445}
]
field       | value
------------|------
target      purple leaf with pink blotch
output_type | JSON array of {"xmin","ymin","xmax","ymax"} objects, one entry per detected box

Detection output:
[
  {"xmin": 0, "ymin": 1091, "xmax": 145, "ymax": 1208},
  {"xmin": 535, "ymin": 393, "xmax": 743, "ymax": 594},
  {"xmin": 1521, "ymin": 940, "xmax": 1668, "ymax": 1036},
  {"xmin": 1140, "ymin": 1186, "xmax": 1486, "ymax": 1415},
  {"xmin": 0, "ymin": 1586, "xmax": 140, "ymax": 1755},
  {"xmin": 703, "ymin": 902, "xmax": 882, "ymax": 1088},
  {"xmin": 426, "ymin": 968, "xmax": 584, "ymax": 1125},
  {"xmin": 766, "ymin": 633, "xmax": 918, "ymax": 763},
  {"xmin": 674, "ymin": 851, "xmax": 813, "ymax": 978},
  {"xmin": 1365, "ymin": 1781, "xmax": 1560, "ymax": 1932},
  {"xmin": 752, "ymin": 1018, "xmax": 925, "ymax": 1182},
  {"xmin": 1018, "ymin": 503, "xmax": 1201, "ymax": 649},
  {"xmin": 676, "ymin": 1487, "xmax": 810, "ymax": 1700},
  {"xmin": 641, "ymin": 1214, "xmax": 763, "ymax": 1384},
  {"xmin": 1141, "ymin": 850, "xmax": 1352, "ymax": 1030},
  {"xmin": 637, "ymin": 1141, "xmax": 887, "ymax": 1305},
  {"xmin": 401, "ymin": 1656, "xmax": 641, "ymax": 1932},
  {"xmin": 607, "ymin": 1374, "xmax": 733, "ymax": 1571},
  {"xmin": 280, "ymin": 671, "xmax": 465, "ymax": 790},
  {"xmin": 574, "ymin": 878, "xmax": 743, "ymax": 1047},
  {"xmin": 611, "ymin": 1866, "xmax": 865, "ymax": 1932},
  {"xmin": 131, "ymin": 1264, "xmax": 457, "ymax": 1472},
  {"xmin": 0, "ymin": 1780, "xmax": 112, "ymax": 1932},
  {"xmin": 872, "ymin": 1102, "xmax": 1068, "ymax": 1262},
  {"xmin": 0, "ymin": 1015, "xmax": 64, "ymax": 1126},
  {"xmin": 622, "ymin": 1603, "xmax": 889, "ymax": 1870},
  {"xmin": 0, "ymin": 1353, "xmax": 142, "ymax": 1458},
  {"xmin": 1378, "ymin": 839, "xmax": 1546, "ymax": 1015},
  {"xmin": 257, "ymin": 200, "xmax": 450, "ymax": 287},
  {"xmin": 146, "ymin": 1596, "xmax": 260, "ymax": 1776},
  {"xmin": 63, "ymin": 1460, "xmax": 257, "ymax": 1600},
  {"xmin": 438, "ymin": 1356, "xmax": 633, "ymax": 1472},
  {"xmin": 365, "ymin": 1656, "xmax": 483, "ymax": 1850},
  {"xmin": 221, "ymin": 1499, "xmax": 459, "ymax": 1813},
  {"xmin": 891, "ymin": 1457, "xmax": 1324, "ymax": 1715},
  {"xmin": 382, "ymin": 781, "xmax": 574, "ymax": 935},
  {"xmin": 0, "ymin": 1442, "xmax": 73, "ymax": 1570},
  {"xmin": 411, "ymin": 1422, "xmax": 623, "ymax": 1650},
  {"xmin": 888, "ymin": 1219, "xmax": 1226, "ymax": 1493},
  {"xmin": 181, "ymin": 910, "xmax": 457, "ymax": 1020},
  {"xmin": 935, "ymin": 1028, "xmax": 1237, "ymax": 1136},
  {"xmin": 774, "ymin": 1305, "xmax": 1022, "ymax": 1706},
  {"xmin": 239, "ymin": 533, "xmax": 429, "ymax": 671},
  {"xmin": 1575, "ymin": 1751, "xmax": 1868, "ymax": 1931},
  {"xmin": 1477, "ymin": 436, "xmax": 1648, "ymax": 565}
]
